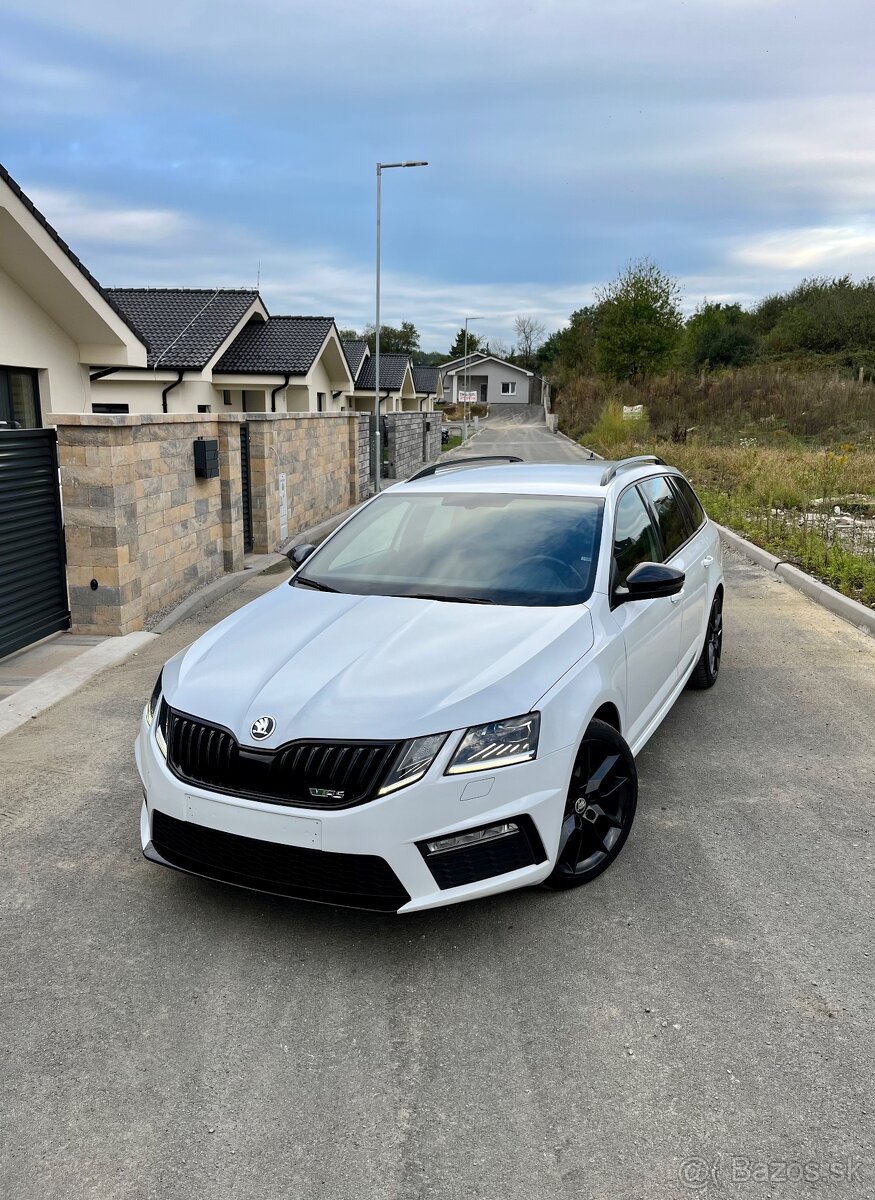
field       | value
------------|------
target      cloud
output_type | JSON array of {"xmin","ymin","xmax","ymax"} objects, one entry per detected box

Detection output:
[
  {"xmin": 27, "ymin": 187, "xmax": 193, "ymax": 246},
  {"xmin": 733, "ymin": 223, "xmax": 875, "ymax": 273}
]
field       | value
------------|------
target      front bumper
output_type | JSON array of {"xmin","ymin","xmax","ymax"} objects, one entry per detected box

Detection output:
[{"xmin": 135, "ymin": 713, "xmax": 573, "ymax": 913}]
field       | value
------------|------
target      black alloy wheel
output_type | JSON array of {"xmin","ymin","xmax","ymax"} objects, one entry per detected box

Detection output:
[
  {"xmin": 688, "ymin": 591, "xmax": 723, "ymax": 689},
  {"xmin": 543, "ymin": 718, "xmax": 638, "ymax": 890}
]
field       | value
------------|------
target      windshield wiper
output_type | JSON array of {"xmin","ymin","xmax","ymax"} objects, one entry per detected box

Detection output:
[
  {"xmin": 403, "ymin": 592, "xmax": 495, "ymax": 605},
  {"xmin": 294, "ymin": 577, "xmax": 338, "ymax": 593}
]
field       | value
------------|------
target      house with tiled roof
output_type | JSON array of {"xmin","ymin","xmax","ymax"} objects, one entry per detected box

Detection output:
[
  {"xmin": 440, "ymin": 352, "xmax": 535, "ymax": 407},
  {"xmin": 412, "ymin": 364, "xmax": 443, "ymax": 407},
  {"xmin": 92, "ymin": 293, "xmax": 353, "ymax": 415},
  {"xmin": 0, "ymin": 162, "xmax": 147, "ymax": 427},
  {"xmin": 342, "ymin": 342, "xmax": 435, "ymax": 414}
]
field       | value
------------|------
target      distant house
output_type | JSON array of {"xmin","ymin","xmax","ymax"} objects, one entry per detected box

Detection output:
[
  {"xmin": 342, "ymin": 342, "xmax": 436, "ymax": 414},
  {"xmin": 440, "ymin": 352, "xmax": 537, "ymax": 407},
  {"xmin": 0, "ymin": 162, "xmax": 147, "ymax": 426},
  {"xmin": 412, "ymin": 364, "xmax": 443, "ymax": 409},
  {"xmin": 93, "ymin": 291, "xmax": 353, "ymax": 414}
]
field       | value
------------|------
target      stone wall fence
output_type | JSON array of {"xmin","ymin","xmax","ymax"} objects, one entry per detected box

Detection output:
[
  {"xmin": 53, "ymin": 411, "xmax": 375, "ymax": 637},
  {"xmin": 385, "ymin": 412, "xmax": 441, "ymax": 481}
]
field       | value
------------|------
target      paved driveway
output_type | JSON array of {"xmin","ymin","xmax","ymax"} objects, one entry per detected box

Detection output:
[{"xmin": 2, "ymin": 417, "xmax": 874, "ymax": 1200}]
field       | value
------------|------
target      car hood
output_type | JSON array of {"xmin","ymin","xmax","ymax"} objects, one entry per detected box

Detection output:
[{"xmin": 163, "ymin": 582, "xmax": 594, "ymax": 745}]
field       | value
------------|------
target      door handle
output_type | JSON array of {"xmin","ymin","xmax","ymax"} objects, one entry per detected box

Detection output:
[
  {"xmin": 670, "ymin": 589, "xmax": 684, "ymax": 604},
  {"xmin": 701, "ymin": 555, "xmax": 714, "ymax": 568}
]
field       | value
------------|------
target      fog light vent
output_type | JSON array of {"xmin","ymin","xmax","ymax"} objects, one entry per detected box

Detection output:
[
  {"xmin": 418, "ymin": 816, "xmax": 546, "ymax": 891},
  {"xmin": 425, "ymin": 822, "xmax": 519, "ymax": 857}
]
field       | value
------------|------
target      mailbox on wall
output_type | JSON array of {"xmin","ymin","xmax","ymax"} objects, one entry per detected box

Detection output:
[{"xmin": 193, "ymin": 437, "xmax": 219, "ymax": 479}]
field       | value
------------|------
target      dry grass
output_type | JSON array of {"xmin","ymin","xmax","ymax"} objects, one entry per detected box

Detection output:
[
  {"xmin": 555, "ymin": 368, "xmax": 875, "ymax": 447},
  {"xmin": 580, "ymin": 427, "xmax": 875, "ymax": 607}
]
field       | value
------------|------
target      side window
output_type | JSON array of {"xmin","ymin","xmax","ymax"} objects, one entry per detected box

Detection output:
[
  {"xmin": 671, "ymin": 476, "xmax": 706, "ymax": 533},
  {"xmin": 613, "ymin": 487, "xmax": 661, "ymax": 587},
  {"xmin": 639, "ymin": 476, "xmax": 689, "ymax": 559}
]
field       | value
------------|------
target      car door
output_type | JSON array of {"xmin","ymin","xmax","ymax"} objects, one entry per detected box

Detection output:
[
  {"xmin": 609, "ymin": 483, "xmax": 683, "ymax": 745},
  {"xmin": 639, "ymin": 474, "xmax": 711, "ymax": 675},
  {"xmin": 670, "ymin": 475, "xmax": 717, "ymax": 674}
]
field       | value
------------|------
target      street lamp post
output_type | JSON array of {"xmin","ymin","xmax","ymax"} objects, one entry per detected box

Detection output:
[
  {"xmin": 461, "ymin": 315, "xmax": 483, "ymax": 439},
  {"xmin": 374, "ymin": 160, "xmax": 428, "ymax": 493}
]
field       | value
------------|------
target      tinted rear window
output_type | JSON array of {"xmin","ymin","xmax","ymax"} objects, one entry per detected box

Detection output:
[
  {"xmin": 639, "ymin": 475, "xmax": 690, "ymax": 558},
  {"xmin": 671, "ymin": 476, "xmax": 707, "ymax": 533}
]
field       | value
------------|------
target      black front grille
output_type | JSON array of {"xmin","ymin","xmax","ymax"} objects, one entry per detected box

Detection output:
[
  {"xmin": 166, "ymin": 708, "xmax": 401, "ymax": 809},
  {"xmin": 419, "ymin": 816, "xmax": 547, "ymax": 891},
  {"xmin": 150, "ymin": 809, "xmax": 410, "ymax": 911}
]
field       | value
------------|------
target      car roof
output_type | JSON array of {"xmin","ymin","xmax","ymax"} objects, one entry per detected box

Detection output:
[{"xmin": 394, "ymin": 460, "xmax": 682, "ymax": 498}]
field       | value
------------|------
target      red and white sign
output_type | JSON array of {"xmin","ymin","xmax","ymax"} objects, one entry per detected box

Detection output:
[{"xmin": 458, "ymin": 391, "xmax": 478, "ymax": 405}]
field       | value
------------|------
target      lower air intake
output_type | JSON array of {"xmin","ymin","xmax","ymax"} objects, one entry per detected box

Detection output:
[{"xmin": 150, "ymin": 809, "xmax": 410, "ymax": 912}]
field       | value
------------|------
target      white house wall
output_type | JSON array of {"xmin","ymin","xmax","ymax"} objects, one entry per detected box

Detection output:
[
  {"xmin": 0, "ymin": 264, "xmax": 92, "ymax": 417},
  {"xmin": 449, "ymin": 360, "xmax": 532, "ymax": 404}
]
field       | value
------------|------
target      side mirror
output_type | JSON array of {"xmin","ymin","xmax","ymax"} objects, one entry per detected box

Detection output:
[
  {"xmin": 287, "ymin": 543, "xmax": 316, "ymax": 568},
  {"xmin": 614, "ymin": 561, "xmax": 685, "ymax": 604}
]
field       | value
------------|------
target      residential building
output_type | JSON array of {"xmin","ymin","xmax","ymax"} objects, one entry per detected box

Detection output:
[
  {"xmin": 0, "ymin": 163, "xmax": 147, "ymax": 427},
  {"xmin": 342, "ymin": 342, "xmax": 435, "ymax": 413},
  {"xmin": 412, "ymin": 364, "xmax": 444, "ymax": 409},
  {"xmin": 440, "ymin": 352, "xmax": 537, "ymax": 406},
  {"xmin": 93, "ymin": 292, "xmax": 353, "ymax": 415}
]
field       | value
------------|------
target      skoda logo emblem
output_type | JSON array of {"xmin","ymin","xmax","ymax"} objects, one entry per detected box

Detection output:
[{"xmin": 250, "ymin": 715, "xmax": 276, "ymax": 741}]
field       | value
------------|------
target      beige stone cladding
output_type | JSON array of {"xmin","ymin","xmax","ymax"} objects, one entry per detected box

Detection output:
[
  {"xmin": 54, "ymin": 414, "xmax": 243, "ymax": 635},
  {"xmin": 53, "ymin": 412, "xmax": 368, "ymax": 635},
  {"xmin": 245, "ymin": 413, "xmax": 358, "ymax": 554}
]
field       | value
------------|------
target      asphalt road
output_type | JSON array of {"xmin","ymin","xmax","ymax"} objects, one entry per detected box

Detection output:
[{"xmin": 2, "ymin": 412, "xmax": 874, "ymax": 1200}]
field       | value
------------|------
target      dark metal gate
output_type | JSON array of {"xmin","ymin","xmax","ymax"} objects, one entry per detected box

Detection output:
[
  {"xmin": 0, "ymin": 427, "xmax": 70, "ymax": 659},
  {"xmin": 240, "ymin": 424, "xmax": 253, "ymax": 553}
]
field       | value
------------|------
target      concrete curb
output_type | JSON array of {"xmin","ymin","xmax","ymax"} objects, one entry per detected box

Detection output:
[
  {"xmin": 715, "ymin": 523, "xmax": 784, "ymax": 573},
  {"xmin": 715, "ymin": 522, "xmax": 875, "ymax": 637},
  {"xmin": 149, "ymin": 561, "xmax": 285, "ymax": 635},
  {"xmin": 0, "ymin": 631, "xmax": 158, "ymax": 740}
]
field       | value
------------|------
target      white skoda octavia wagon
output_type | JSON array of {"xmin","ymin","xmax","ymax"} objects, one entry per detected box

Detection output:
[{"xmin": 136, "ymin": 455, "xmax": 724, "ymax": 913}]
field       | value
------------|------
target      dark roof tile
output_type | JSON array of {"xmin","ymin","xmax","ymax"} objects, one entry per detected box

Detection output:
[
  {"xmin": 215, "ymin": 316, "xmax": 334, "ymax": 375},
  {"xmin": 355, "ymin": 354, "xmax": 410, "ymax": 391},
  {"xmin": 412, "ymin": 364, "xmax": 440, "ymax": 394},
  {"xmin": 106, "ymin": 287, "xmax": 260, "ymax": 369},
  {"xmin": 342, "ymin": 339, "xmax": 369, "ymax": 379}
]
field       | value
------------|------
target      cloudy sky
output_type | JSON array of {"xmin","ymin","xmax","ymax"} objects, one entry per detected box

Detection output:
[{"xmin": 2, "ymin": 0, "xmax": 873, "ymax": 350}]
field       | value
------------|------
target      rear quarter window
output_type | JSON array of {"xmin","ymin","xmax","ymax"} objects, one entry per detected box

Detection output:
[
  {"xmin": 671, "ymin": 476, "xmax": 707, "ymax": 532},
  {"xmin": 639, "ymin": 475, "xmax": 689, "ymax": 559}
]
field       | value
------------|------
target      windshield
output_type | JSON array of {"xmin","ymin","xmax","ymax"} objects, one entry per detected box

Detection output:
[{"xmin": 293, "ymin": 491, "xmax": 604, "ymax": 607}]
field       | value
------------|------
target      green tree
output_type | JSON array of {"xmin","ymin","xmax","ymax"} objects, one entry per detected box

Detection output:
[
  {"xmin": 682, "ymin": 302, "xmax": 756, "ymax": 369},
  {"xmin": 363, "ymin": 321, "xmax": 420, "ymax": 355},
  {"xmin": 594, "ymin": 259, "xmax": 683, "ymax": 380},
  {"xmin": 538, "ymin": 306, "xmax": 599, "ymax": 379},
  {"xmin": 337, "ymin": 328, "xmax": 360, "ymax": 342},
  {"xmin": 447, "ymin": 327, "xmax": 482, "ymax": 360}
]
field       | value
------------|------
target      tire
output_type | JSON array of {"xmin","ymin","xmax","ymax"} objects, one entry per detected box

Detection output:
[
  {"xmin": 542, "ymin": 718, "xmax": 638, "ymax": 890},
  {"xmin": 687, "ymin": 590, "xmax": 723, "ymax": 690}
]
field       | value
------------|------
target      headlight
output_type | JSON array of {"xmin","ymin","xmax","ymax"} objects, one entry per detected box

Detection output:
[
  {"xmin": 154, "ymin": 700, "xmax": 169, "ymax": 759},
  {"xmin": 446, "ymin": 712, "xmax": 540, "ymax": 775},
  {"xmin": 145, "ymin": 670, "xmax": 163, "ymax": 726},
  {"xmin": 378, "ymin": 734, "xmax": 448, "ymax": 795}
]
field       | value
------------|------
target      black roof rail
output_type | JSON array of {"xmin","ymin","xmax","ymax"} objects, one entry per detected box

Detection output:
[
  {"xmin": 600, "ymin": 455, "xmax": 666, "ymax": 486},
  {"xmin": 407, "ymin": 455, "xmax": 524, "ymax": 482}
]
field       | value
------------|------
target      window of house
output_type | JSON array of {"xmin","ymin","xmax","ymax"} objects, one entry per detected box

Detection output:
[
  {"xmin": 0, "ymin": 367, "xmax": 41, "ymax": 428},
  {"xmin": 223, "ymin": 390, "xmax": 232, "ymax": 406},
  {"xmin": 500, "ymin": 382, "xmax": 517, "ymax": 396},
  {"xmin": 317, "ymin": 392, "xmax": 326, "ymax": 412},
  {"xmin": 92, "ymin": 403, "xmax": 130, "ymax": 414}
]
